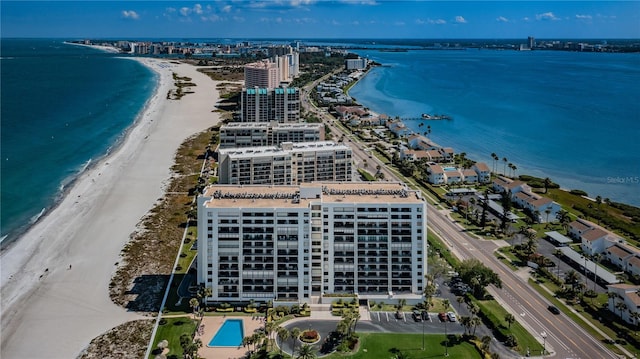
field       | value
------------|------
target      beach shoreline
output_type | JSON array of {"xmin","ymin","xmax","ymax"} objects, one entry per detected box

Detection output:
[{"xmin": 0, "ymin": 56, "xmax": 222, "ymax": 358}]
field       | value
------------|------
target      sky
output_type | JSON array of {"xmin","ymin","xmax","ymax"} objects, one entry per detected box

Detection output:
[{"xmin": 2, "ymin": 1, "xmax": 639, "ymax": 39}]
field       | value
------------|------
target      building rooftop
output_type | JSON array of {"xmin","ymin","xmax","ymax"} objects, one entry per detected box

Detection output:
[
  {"xmin": 557, "ymin": 246, "xmax": 618, "ymax": 284},
  {"xmin": 218, "ymin": 141, "xmax": 350, "ymax": 159},
  {"xmin": 607, "ymin": 244, "xmax": 634, "ymax": 258},
  {"xmin": 474, "ymin": 162, "xmax": 490, "ymax": 172},
  {"xmin": 570, "ymin": 219, "xmax": 593, "ymax": 232},
  {"xmin": 582, "ymin": 228, "xmax": 608, "ymax": 241},
  {"xmin": 202, "ymin": 182, "xmax": 423, "ymax": 208},
  {"xmin": 545, "ymin": 231, "xmax": 572, "ymax": 244}
]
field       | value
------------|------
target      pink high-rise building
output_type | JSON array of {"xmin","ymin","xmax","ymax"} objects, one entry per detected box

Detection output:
[{"xmin": 244, "ymin": 61, "xmax": 280, "ymax": 89}]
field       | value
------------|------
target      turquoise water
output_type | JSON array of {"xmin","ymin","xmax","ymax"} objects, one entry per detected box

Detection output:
[
  {"xmin": 0, "ymin": 39, "xmax": 156, "ymax": 243},
  {"xmin": 208, "ymin": 319, "xmax": 244, "ymax": 347},
  {"xmin": 350, "ymin": 49, "xmax": 640, "ymax": 206}
]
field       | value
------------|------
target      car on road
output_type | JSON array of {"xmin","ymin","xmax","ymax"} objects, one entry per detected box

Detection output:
[
  {"xmin": 547, "ymin": 305, "xmax": 560, "ymax": 315},
  {"xmin": 438, "ymin": 312, "xmax": 448, "ymax": 322},
  {"xmin": 447, "ymin": 312, "xmax": 457, "ymax": 322}
]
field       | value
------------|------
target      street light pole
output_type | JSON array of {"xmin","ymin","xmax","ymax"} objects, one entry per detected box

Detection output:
[
  {"xmin": 541, "ymin": 331, "xmax": 547, "ymax": 356},
  {"xmin": 422, "ymin": 309, "xmax": 425, "ymax": 351},
  {"xmin": 444, "ymin": 319, "xmax": 449, "ymax": 357}
]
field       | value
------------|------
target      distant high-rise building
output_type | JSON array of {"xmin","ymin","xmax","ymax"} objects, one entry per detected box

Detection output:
[
  {"xmin": 345, "ymin": 58, "xmax": 367, "ymax": 70},
  {"xmin": 196, "ymin": 182, "xmax": 427, "ymax": 303},
  {"xmin": 244, "ymin": 61, "xmax": 280, "ymax": 89},
  {"xmin": 241, "ymin": 86, "xmax": 300, "ymax": 123},
  {"xmin": 528, "ymin": 36, "xmax": 535, "ymax": 49}
]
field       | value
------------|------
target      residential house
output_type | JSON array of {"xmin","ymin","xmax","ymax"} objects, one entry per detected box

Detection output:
[
  {"xmin": 386, "ymin": 120, "xmax": 411, "ymax": 138},
  {"xmin": 472, "ymin": 162, "xmax": 491, "ymax": 183},
  {"xmin": 627, "ymin": 256, "xmax": 640, "ymax": 278},
  {"xmin": 606, "ymin": 244, "xmax": 640, "ymax": 273},
  {"xmin": 607, "ymin": 284, "xmax": 640, "ymax": 325},
  {"xmin": 425, "ymin": 149, "xmax": 445, "ymax": 162},
  {"xmin": 568, "ymin": 219, "xmax": 595, "ymax": 240},
  {"xmin": 439, "ymin": 147, "xmax": 454, "ymax": 162},
  {"xmin": 399, "ymin": 149, "xmax": 430, "ymax": 162},
  {"xmin": 462, "ymin": 169, "xmax": 478, "ymax": 183},
  {"xmin": 513, "ymin": 192, "xmax": 561, "ymax": 223},
  {"xmin": 581, "ymin": 228, "xmax": 612, "ymax": 256},
  {"xmin": 426, "ymin": 164, "xmax": 445, "ymax": 185},
  {"xmin": 444, "ymin": 170, "xmax": 463, "ymax": 184}
]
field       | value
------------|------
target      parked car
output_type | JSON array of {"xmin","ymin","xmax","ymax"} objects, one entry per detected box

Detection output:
[
  {"xmin": 547, "ymin": 305, "xmax": 560, "ymax": 315},
  {"xmin": 421, "ymin": 311, "xmax": 430, "ymax": 321},
  {"xmin": 438, "ymin": 312, "xmax": 448, "ymax": 322},
  {"xmin": 395, "ymin": 310, "xmax": 404, "ymax": 319},
  {"xmin": 447, "ymin": 311, "xmax": 457, "ymax": 322},
  {"xmin": 412, "ymin": 310, "xmax": 423, "ymax": 322}
]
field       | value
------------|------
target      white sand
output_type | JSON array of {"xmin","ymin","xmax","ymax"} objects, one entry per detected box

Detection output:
[{"xmin": 0, "ymin": 58, "xmax": 222, "ymax": 358}]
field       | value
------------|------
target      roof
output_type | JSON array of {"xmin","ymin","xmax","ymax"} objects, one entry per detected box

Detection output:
[
  {"xmin": 428, "ymin": 164, "xmax": 444, "ymax": 174},
  {"xmin": 607, "ymin": 244, "xmax": 634, "ymax": 259},
  {"xmin": 582, "ymin": 228, "xmax": 608, "ymax": 242},
  {"xmin": 628, "ymin": 256, "xmax": 640, "ymax": 268},
  {"xmin": 557, "ymin": 246, "xmax": 619, "ymax": 284},
  {"xmin": 493, "ymin": 176, "xmax": 513, "ymax": 187},
  {"xmin": 570, "ymin": 220, "xmax": 593, "ymax": 232},
  {"xmin": 462, "ymin": 169, "xmax": 477, "ymax": 176},
  {"xmin": 505, "ymin": 180, "xmax": 526, "ymax": 190},
  {"xmin": 545, "ymin": 231, "xmax": 572, "ymax": 244},
  {"xmin": 607, "ymin": 284, "xmax": 640, "ymax": 306},
  {"xmin": 474, "ymin": 162, "xmax": 490, "ymax": 172},
  {"xmin": 531, "ymin": 197, "xmax": 553, "ymax": 207}
]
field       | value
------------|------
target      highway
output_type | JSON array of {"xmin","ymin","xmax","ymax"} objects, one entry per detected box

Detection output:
[{"xmin": 300, "ymin": 73, "xmax": 619, "ymax": 359}]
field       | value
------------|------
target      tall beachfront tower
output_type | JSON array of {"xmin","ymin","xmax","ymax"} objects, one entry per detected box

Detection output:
[
  {"xmin": 196, "ymin": 182, "xmax": 428, "ymax": 304},
  {"xmin": 240, "ymin": 86, "xmax": 300, "ymax": 122},
  {"xmin": 528, "ymin": 36, "xmax": 535, "ymax": 49},
  {"xmin": 244, "ymin": 61, "xmax": 280, "ymax": 89}
]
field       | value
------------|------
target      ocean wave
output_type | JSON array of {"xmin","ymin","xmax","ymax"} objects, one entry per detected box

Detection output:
[{"xmin": 30, "ymin": 208, "xmax": 46, "ymax": 224}]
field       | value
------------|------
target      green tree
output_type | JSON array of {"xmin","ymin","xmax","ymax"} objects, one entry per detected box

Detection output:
[
  {"xmin": 504, "ymin": 313, "xmax": 515, "ymax": 329},
  {"xmin": 543, "ymin": 177, "xmax": 551, "ymax": 194},
  {"xmin": 556, "ymin": 209, "xmax": 571, "ymax": 233},
  {"xmin": 277, "ymin": 326, "xmax": 290, "ymax": 355},
  {"xmin": 471, "ymin": 316, "xmax": 482, "ymax": 336},
  {"xmin": 290, "ymin": 327, "xmax": 301, "ymax": 354},
  {"xmin": 296, "ymin": 343, "xmax": 317, "ymax": 359},
  {"xmin": 481, "ymin": 335, "xmax": 492, "ymax": 352},
  {"xmin": 189, "ymin": 298, "xmax": 199, "ymax": 318},
  {"xmin": 459, "ymin": 315, "xmax": 472, "ymax": 335},
  {"xmin": 457, "ymin": 258, "xmax": 502, "ymax": 299}
]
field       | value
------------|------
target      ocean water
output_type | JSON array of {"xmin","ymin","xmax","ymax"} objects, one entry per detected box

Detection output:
[
  {"xmin": 350, "ymin": 49, "xmax": 640, "ymax": 206},
  {"xmin": 0, "ymin": 39, "xmax": 156, "ymax": 243}
]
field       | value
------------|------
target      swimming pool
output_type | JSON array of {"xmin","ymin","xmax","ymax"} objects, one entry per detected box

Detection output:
[
  {"xmin": 442, "ymin": 166, "xmax": 457, "ymax": 172},
  {"xmin": 208, "ymin": 319, "xmax": 244, "ymax": 347}
]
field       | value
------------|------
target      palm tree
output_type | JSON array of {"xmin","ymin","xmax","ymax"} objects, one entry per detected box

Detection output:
[
  {"xmin": 556, "ymin": 210, "xmax": 571, "ymax": 233},
  {"xmin": 189, "ymin": 298, "xmax": 199, "ymax": 318},
  {"xmin": 491, "ymin": 353, "xmax": 501, "ymax": 359},
  {"xmin": 490, "ymin": 153, "xmax": 498, "ymax": 173},
  {"xmin": 442, "ymin": 299, "xmax": 450, "ymax": 311},
  {"xmin": 508, "ymin": 163, "xmax": 513, "ymax": 177},
  {"xmin": 459, "ymin": 315, "xmax": 472, "ymax": 335},
  {"xmin": 543, "ymin": 177, "xmax": 552, "ymax": 194},
  {"xmin": 629, "ymin": 311, "xmax": 640, "ymax": 328},
  {"xmin": 290, "ymin": 327, "xmax": 301, "ymax": 354},
  {"xmin": 296, "ymin": 343, "xmax": 317, "ymax": 359},
  {"xmin": 565, "ymin": 270, "xmax": 581, "ymax": 295},
  {"xmin": 397, "ymin": 298, "xmax": 407, "ymax": 310},
  {"xmin": 456, "ymin": 296, "xmax": 465, "ymax": 309},
  {"xmin": 467, "ymin": 302, "xmax": 479, "ymax": 318},
  {"xmin": 471, "ymin": 316, "xmax": 482, "ymax": 336},
  {"xmin": 615, "ymin": 301, "xmax": 628, "ymax": 319},
  {"xmin": 502, "ymin": 157, "xmax": 508, "ymax": 176},
  {"xmin": 607, "ymin": 291, "xmax": 617, "ymax": 309},
  {"xmin": 504, "ymin": 313, "xmax": 515, "ymax": 329},
  {"xmin": 277, "ymin": 326, "xmax": 290, "ymax": 355},
  {"xmin": 511, "ymin": 165, "xmax": 517, "ymax": 178}
]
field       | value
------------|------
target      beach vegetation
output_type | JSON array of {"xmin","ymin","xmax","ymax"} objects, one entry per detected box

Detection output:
[{"xmin": 78, "ymin": 319, "xmax": 154, "ymax": 359}]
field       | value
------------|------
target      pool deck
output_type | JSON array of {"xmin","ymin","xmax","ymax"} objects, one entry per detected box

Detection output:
[{"xmin": 196, "ymin": 315, "xmax": 265, "ymax": 359}]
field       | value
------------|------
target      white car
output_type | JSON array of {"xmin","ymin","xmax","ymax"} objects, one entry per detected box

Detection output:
[{"xmin": 447, "ymin": 311, "xmax": 457, "ymax": 322}]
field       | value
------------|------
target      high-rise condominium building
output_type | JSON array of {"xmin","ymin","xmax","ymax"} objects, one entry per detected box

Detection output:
[
  {"xmin": 244, "ymin": 61, "xmax": 280, "ymax": 89},
  {"xmin": 197, "ymin": 182, "xmax": 427, "ymax": 303},
  {"xmin": 218, "ymin": 122, "xmax": 325, "ymax": 149},
  {"xmin": 241, "ymin": 87, "xmax": 300, "ymax": 123},
  {"xmin": 217, "ymin": 141, "xmax": 352, "ymax": 185}
]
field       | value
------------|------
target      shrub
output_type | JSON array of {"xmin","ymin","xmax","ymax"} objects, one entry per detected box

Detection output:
[{"xmin": 300, "ymin": 330, "xmax": 320, "ymax": 343}]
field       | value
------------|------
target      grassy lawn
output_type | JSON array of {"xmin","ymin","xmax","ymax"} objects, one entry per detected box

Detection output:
[
  {"xmin": 476, "ymin": 299, "xmax": 543, "ymax": 356},
  {"xmin": 327, "ymin": 333, "xmax": 482, "ymax": 359},
  {"xmin": 149, "ymin": 317, "xmax": 198, "ymax": 358}
]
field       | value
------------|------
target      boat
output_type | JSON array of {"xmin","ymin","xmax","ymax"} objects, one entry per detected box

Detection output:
[{"xmin": 421, "ymin": 113, "xmax": 452, "ymax": 120}]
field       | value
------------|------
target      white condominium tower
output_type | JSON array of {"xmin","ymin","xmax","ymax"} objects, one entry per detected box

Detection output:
[
  {"xmin": 197, "ymin": 182, "xmax": 427, "ymax": 303},
  {"xmin": 218, "ymin": 122, "xmax": 325, "ymax": 149},
  {"xmin": 240, "ymin": 86, "xmax": 301, "ymax": 123},
  {"xmin": 217, "ymin": 141, "xmax": 352, "ymax": 185}
]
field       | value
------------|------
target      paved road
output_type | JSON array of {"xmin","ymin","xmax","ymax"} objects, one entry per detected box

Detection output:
[
  {"xmin": 300, "ymin": 79, "xmax": 618, "ymax": 359},
  {"xmin": 428, "ymin": 208, "xmax": 617, "ymax": 359}
]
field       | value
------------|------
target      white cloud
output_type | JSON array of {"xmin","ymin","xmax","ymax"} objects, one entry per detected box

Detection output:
[
  {"xmin": 194, "ymin": 4, "xmax": 203, "ymax": 15},
  {"xmin": 232, "ymin": 16, "xmax": 245, "ymax": 22},
  {"xmin": 575, "ymin": 14, "xmax": 592, "ymax": 20},
  {"xmin": 496, "ymin": 16, "xmax": 509, "ymax": 23},
  {"xmin": 523, "ymin": 16, "xmax": 530, "ymax": 22},
  {"xmin": 122, "ymin": 10, "xmax": 139, "ymax": 20},
  {"xmin": 222, "ymin": 5, "xmax": 232, "ymax": 13},
  {"xmin": 455, "ymin": 16, "xmax": 466, "ymax": 24},
  {"xmin": 536, "ymin": 12, "xmax": 560, "ymax": 21},
  {"xmin": 180, "ymin": 7, "xmax": 191, "ymax": 16},
  {"xmin": 290, "ymin": 0, "xmax": 313, "ymax": 6},
  {"xmin": 428, "ymin": 19, "xmax": 446, "ymax": 25},
  {"xmin": 339, "ymin": 0, "xmax": 378, "ymax": 4},
  {"xmin": 201, "ymin": 14, "xmax": 221, "ymax": 22}
]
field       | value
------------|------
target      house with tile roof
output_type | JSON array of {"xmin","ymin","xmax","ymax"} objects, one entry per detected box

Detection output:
[
  {"xmin": 627, "ymin": 256, "xmax": 640, "ymax": 278},
  {"xmin": 472, "ymin": 162, "xmax": 491, "ymax": 183},
  {"xmin": 426, "ymin": 164, "xmax": 445, "ymax": 185},
  {"xmin": 607, "ymin": 284, "xmax": 640, "ymax": 324},
  {"xmin": 568, "ymin": 218, "xmax": 595, "ymax": 240}
]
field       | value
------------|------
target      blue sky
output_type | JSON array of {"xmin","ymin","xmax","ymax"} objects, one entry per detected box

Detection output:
[{"xmin": 2, "ymin": 1, "xmax": 639, "ymax": 39}]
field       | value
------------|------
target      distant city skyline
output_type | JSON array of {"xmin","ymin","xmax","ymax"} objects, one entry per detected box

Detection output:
[{"xmin": 2, "ymin": 1, "xmax": 639, "ymax": 39}]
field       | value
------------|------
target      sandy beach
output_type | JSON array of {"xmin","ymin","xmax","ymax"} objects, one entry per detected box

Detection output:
[{"xmin": 0, "ymin": 57, "xmax": 221, "ymax": 358}]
